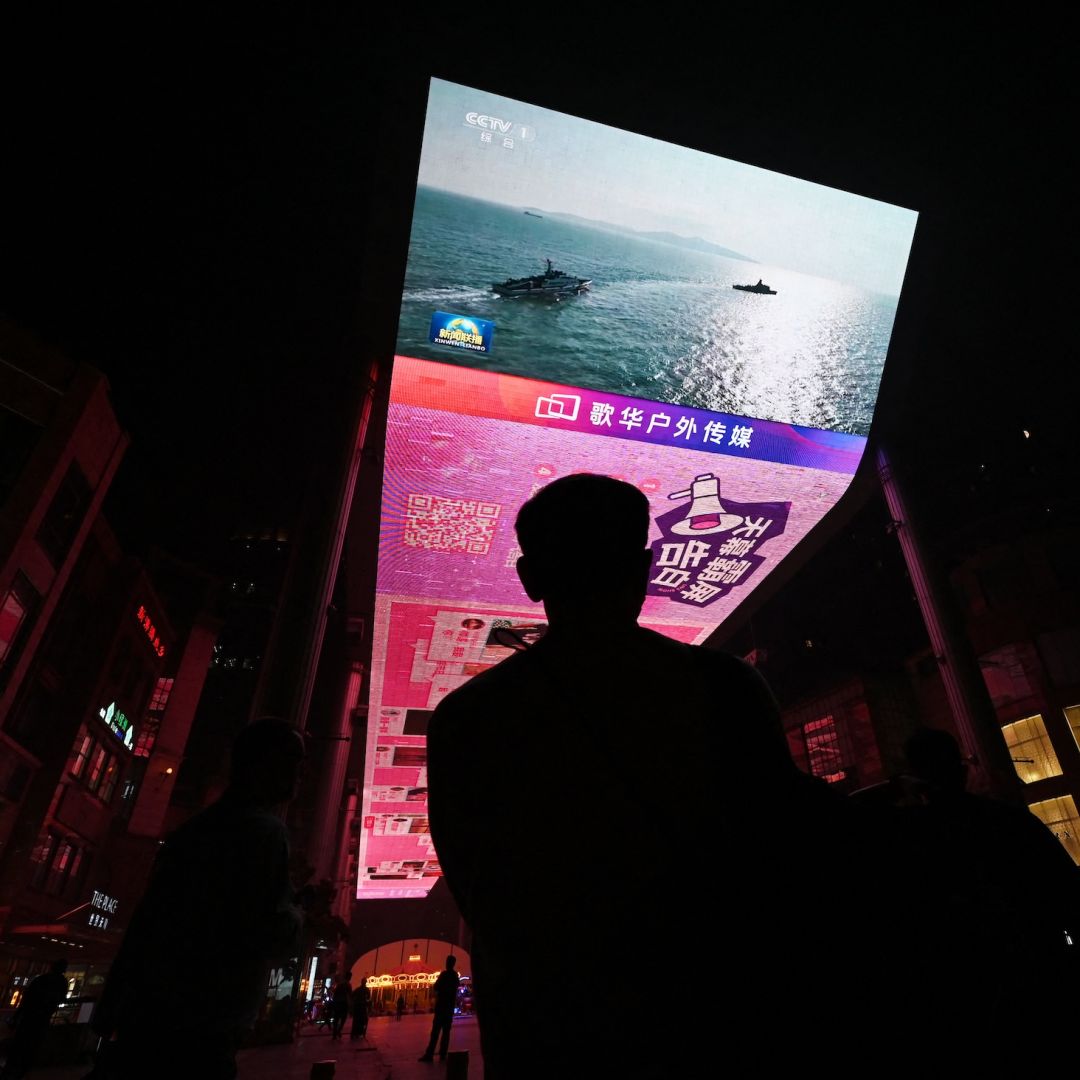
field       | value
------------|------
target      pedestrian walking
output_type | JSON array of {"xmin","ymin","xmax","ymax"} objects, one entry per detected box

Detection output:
[{"xmin": 329, "ymin": 979, "xmax": 350, "ymax": 1040}]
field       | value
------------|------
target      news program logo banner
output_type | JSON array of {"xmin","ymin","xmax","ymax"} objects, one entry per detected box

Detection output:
[{"xmin": 429, "ymin": 312, "xmax": 494, "ymax": 354}]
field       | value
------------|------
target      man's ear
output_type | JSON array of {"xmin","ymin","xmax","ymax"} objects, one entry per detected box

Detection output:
[{"xmin": 516, "ymin": 555, "xmax": 545, "ymax": 603}]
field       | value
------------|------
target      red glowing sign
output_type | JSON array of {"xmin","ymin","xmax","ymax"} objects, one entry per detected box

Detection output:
[{"xmin": 135, "ymin": 605, "xmax": 166, "ymax": 657}]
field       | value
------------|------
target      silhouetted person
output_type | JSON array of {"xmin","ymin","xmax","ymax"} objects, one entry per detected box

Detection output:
[
  {"xmin": 349, "ymin": 977, "xmax": 371, "ymax": 1040},
  {"xmin": 428, "ymin": 475, "xmax": 881, "ymax": 1076},
  {"xmin": 92, "ymin": 717, "xmax": 306, "ymax": 1080},
  {"xmin": 328, "ymin": 978, "xmax": 350, "ymax": 1040},
  {"xmin": 395, "ymin": 993, "xmax": 406, "ymax": 1021},
  {"xmin": 0, "ymin": 958, "xmax": 68, "ymax": 1079},
  {"xmin": 418, "ymin": 956, "xmax": 459, "ymax": 1063},
  {"xmin": 899, "ymin": 727, "xmax": 1079, "ymax": 1058}
]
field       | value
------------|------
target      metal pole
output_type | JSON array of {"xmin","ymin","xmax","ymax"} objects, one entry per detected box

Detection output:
[{"xmin": 876, "ymin": 445, "xmax": 1022, "ymax": 799}]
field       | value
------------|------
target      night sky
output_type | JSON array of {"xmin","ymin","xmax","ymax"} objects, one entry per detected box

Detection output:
[{"xmin": 3, "ymin": 19, "xmax": 1072, "ymax": 659}]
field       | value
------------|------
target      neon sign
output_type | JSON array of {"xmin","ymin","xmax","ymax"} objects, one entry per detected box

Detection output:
[
  {"xmin": 89, "ymin": 889, "xmax": 118, "ymax": 929},
  {"xmin": 135, "ymin": 604, "xmax": 166, "ymax": 657},
  {"xmin": 99, "ymin": 701, "xmax": 135, "ymax": 750}
]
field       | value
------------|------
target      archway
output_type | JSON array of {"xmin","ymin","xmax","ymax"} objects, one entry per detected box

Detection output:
[{"xmin": 350, "ymin": 938, "xmax": 472, "ymax": 1016}]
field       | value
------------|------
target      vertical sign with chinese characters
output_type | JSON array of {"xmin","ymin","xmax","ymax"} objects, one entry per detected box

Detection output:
[{"xmin": 135, "ymin": 605, "xmax": 166, "ymax": 657}]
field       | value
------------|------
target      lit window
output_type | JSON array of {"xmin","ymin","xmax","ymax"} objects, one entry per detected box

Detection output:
[
  {"xmin": 0, "ymin": 572, "xmax": 40, "ymax": 672},
  {"xmin": 1000, "ymin": 714, "xmax": 1063, "ymax": 784},
  {"xmin": 148, "ymin": 677, "xmax": 174, "ymax": 713},
  {"xmin": 133, "ymin": 716, "xmax": 160, "ymax": 759},
  {"xmin": 38, "ymin": 833, "xmax": 89, "ymax": 898},
  {"xmin": 1065, "ymin": 705, "xmax": 1080, "ymax": 753},
  {"xmin": 29, "ymin": 831, "xmax": 57, "ymax": 887},
  {"xmin": 802, "ymin": 715, "xmax": 847, "ymax": 784},
  {"xmin": 1028, "ymin": 796, "xmax": 1080, "ymax": 866},
  {"xmin": 85, "ymin": 745, "xmax": 108, "ymax": 792},
  {"xmin": 67, "ymin": 730, "xmax": 92, "ymax": 779},
  {"xmin": 98, "ymin": 758, "xmax": 119, "ymax": 804}
]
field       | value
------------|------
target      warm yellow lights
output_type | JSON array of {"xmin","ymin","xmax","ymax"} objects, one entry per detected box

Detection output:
[
  {"xmin": 1000, "ymin": 714, "xmax": 1063, "ymax": 784},
  {"xmin": 1064, "ymin": 705, "xmax": 1080, "ymax": 753},
  {"xmin": 1027, "ymin": 796, "xmax": 1080, "ymax": 866}
]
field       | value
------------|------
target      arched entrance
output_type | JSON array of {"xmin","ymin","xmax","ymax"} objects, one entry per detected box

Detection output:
[{"xmin": 350, "ymin": 938, "xmax": 472, "ymax": 1016}]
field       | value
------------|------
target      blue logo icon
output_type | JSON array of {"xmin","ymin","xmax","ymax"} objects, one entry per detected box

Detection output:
[{"xmin": 429, "ymin": 312, "xmax": 494, "ymax": 354}]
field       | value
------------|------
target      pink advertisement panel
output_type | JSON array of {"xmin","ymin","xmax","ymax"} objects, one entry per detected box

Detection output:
[{"xmin": 356, "ymin": 357, "xmax": 861, "ymax": 899}]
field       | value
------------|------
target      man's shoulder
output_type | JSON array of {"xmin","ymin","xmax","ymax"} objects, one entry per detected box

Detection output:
[
  {"xmin": 163, "ymin": 798, "xmax": 287, "ymax": 855},
  {"xmin": 432, "ymin": 648, "xmax": 538, "ymax": 715}
]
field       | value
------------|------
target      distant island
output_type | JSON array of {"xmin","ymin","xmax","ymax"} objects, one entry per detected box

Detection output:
[{"xmin": 517, "ymin": 203, "xmax": 756, "ymax": 263}]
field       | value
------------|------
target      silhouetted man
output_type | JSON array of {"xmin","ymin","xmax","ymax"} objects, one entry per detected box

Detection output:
[
  {"xmin": 0, "ymin": 958, "xmax": 68, "ymax": 1079},
  {"xmin": 349, "ymin": 977, "xmax": 371, "ymax": 1040},
  {"xmin": 328, "ymin": 977, "xmax": 350, "ymax": 1040},
  {"xmin": 418, "ymin": 955, "xmax": 459, "ymax": 1063},
  {"xmin": 428, "ymin": 475, "xmax": 869, "ymax": 1077},
  {"xmin": 93, "ymin": 717, "xmax": 306, "ymax": 1080}
]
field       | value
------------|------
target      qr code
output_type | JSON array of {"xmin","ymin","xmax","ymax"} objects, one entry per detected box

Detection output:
[{"xmin": 404, "ymin": 494, "xmax": 501, "ymax": 554}]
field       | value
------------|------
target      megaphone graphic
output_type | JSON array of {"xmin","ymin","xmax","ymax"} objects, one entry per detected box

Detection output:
[{"xmin": 668, "ymin": 474, "xmax": 743, "ymax": 536}]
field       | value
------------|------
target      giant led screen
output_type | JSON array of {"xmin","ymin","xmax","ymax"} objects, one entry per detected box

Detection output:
[{"xmin": 357, "ymin": 78, "xmax": 918, "ymax": 899}]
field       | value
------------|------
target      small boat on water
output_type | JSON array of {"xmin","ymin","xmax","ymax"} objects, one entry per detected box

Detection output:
[
  {"xmin": 492, "ymin": 259, "xmax": 591, "ymax": 299},
  {"xmin": 523, "ymin": 210, "xmax": 543, "ymax": 218},
  {"xmin": 733, "ymin": 279, "xmax": 777, "ymax": 295}
]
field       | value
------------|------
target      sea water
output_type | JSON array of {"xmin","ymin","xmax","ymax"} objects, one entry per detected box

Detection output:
[{"xmin": 395, "ymin": 187, "xmax": 900, "ymax": 436}]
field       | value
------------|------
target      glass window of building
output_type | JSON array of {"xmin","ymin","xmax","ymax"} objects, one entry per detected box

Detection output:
[
  {"xmin": 29, "ymin": 829, "xmax": 89, "ymax": 898},
  {"xmin": 1065, "ymin": 704, "xmax": 1080, "ymax": 753},
  {"xmin": 802, "ymin": 715, "xmax": 847, "ymax": 784},
  {"xmin": 67, "ymin": 728, "xmax": 93, "ymax": 778},
  {"xmin": 1000, "ymin": 714, "xmax": 1063, "ymax": 784},
  {"xmin": 0, "ymin": 572, "xmax": 40, "ymax": 673},
  {"xmin": 68, "ymin": 727, "xmax": 120, "ymax": 803},
  {"xmin": 1027, "ymin": 795, "xmax": 1080, "ymax": 866},
  {"xmin": 148, "ymin": 677, "xmax": 174, "ymax": 712}
]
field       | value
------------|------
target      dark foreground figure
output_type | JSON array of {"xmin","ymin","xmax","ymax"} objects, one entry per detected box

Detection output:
[
  {"xmin": 91, "ymin": 718, "xmax": 306, "ymax": 1080},
  {"xmin": 0, "ymin": 958, "xmax": 68, "ymax": 1079},
  {"xmin": 428, "ymin": 475, "xmax": 895, "ymax": 1077},
  {"xmin": 419, "ymin": 954, "xmax": 459, "ymax": 1062},
  {"xmin": 350, "ymin": 977, "xmax": 371, "ymax": 1040},
  {"xmin": 898, "ymin": 727, "xmax": 1079, "ymax": 1056}
]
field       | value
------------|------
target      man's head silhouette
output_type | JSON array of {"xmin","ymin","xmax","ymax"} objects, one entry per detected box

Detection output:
[
  {"xmin": 904, "ymin": 726, "xmax": 968, "ymax": 795},
  {"xmin": 515, "ymin": 474, "xmax": 652, "ymax": 627},
  {"xmin": 229, "ymin": 716, "xmax": 306, "ymax": 805}
]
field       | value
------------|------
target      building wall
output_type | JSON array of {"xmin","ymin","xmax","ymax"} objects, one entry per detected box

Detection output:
[
  {"xmin": 0, "ymin": 325, "xmax": 217, "ymax": 1005},
  {"xmin": 785, "ymin": 526, "xmax": 1080, "ymax": 866},
  {"xmin": 1, "ymin": 323, "xmax": 129, "ymax": 724}
]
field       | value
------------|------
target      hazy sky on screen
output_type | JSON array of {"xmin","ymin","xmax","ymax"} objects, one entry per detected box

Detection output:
[{"xmin": 417, "ymin": 79, "xmax": 918, "ymax": 297}]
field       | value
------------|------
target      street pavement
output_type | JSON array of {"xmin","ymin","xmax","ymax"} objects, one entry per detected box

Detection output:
[{"xmin": 19, "ymin": 1012, "xmax": 483, "ymax": 1079}]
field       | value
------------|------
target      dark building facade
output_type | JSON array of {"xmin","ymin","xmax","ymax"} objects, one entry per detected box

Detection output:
[{"xmin": 0, "ymin": 325, "xmax": 215, "ymax": 1035}]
